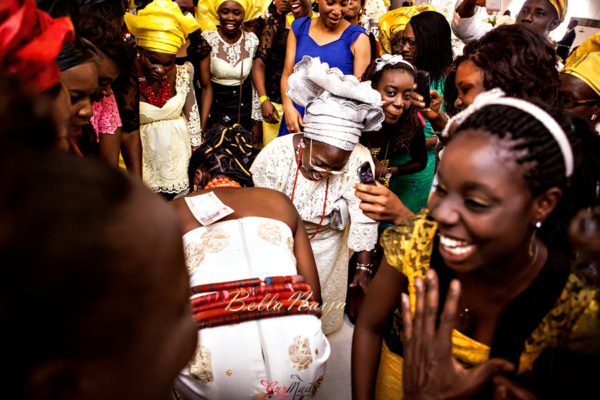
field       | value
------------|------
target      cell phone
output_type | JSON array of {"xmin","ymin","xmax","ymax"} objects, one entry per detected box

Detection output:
[
  {"xmin": 358, "ymin": 161, "xmax": 376, "ymax": 185},
  {"xmin": 415, "ymin": 70, "xmax": 431, "ymax": 109},
  {"xmin": 486, "ymin": 0, "xmax": 502, "ymax": 12}
]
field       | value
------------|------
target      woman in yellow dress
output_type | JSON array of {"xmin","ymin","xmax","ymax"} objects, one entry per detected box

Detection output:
[{"xmin": 352, "ymin": 89, "xmax": 600, "ymax": 399}]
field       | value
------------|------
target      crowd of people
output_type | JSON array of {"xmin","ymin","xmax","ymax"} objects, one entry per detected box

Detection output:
[{"xmin": 1, "ymin": 0, "xmax": 599, "ymax": 399}]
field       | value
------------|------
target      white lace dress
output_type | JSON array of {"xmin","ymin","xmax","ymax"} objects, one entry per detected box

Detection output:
[
  {"xmin": 140, "ymin": 62, "xmax": 201, "ymax": 194},
  {"xmin": 177, "ymin": 216, "xmax": 330, "ymax": 399},
  {"xmin": 250, "ymin": 134, "xmax": 378, "ymax": 334}
]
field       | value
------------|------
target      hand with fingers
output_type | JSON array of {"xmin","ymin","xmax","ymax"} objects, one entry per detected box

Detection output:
[
  {"xmin": 354, "ymin": 182, "xmax": 414, "ymax": 224},
  {"xmin": 261, "ymin": 99, "xmax": 280, "ymax": 124},
  {"xmin": 402, "ymin": 269, "xmax": 515, "ymax": 400},
  {"xmin": 284, "ymin": 106, "xmax": 304, "ymax": 133}
]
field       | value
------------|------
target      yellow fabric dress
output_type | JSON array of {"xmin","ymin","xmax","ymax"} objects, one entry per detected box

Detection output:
[{"xmin": 375, "ymin": 210, "xmax": 600, "ymax": 399}]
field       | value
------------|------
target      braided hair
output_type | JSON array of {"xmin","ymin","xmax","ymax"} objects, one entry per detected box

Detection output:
[
  {"xmin": 362, "ymin": 59, "xmax": 423, "ymax": 153},
  {"xmin": 188, "ymin": 124, "xmax": 259, "ymax": 188},
  {"xmin": 444, "ymin": 24, "xmax": 560, "ymax": 114},
  {"xmin": 454, "ymin": 104, "xmax": 600, "ymax": 248}
]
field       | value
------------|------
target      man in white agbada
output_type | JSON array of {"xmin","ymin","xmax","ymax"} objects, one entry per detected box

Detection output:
[{"xmin": 251, "ymin": 56, "xmax": 384, "ymax": 334}]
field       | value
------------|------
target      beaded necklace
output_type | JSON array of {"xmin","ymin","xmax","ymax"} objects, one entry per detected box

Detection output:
[
  {"xmin": 291, "ymin": 144, "xmax": 329, "ymax": 241},
  {"xmin": 203, "ymin": 177, "xmax": 242, "ymax": 189},
  {"xmin": 136, "ymin": 60, "xmax": 172, "ymax": 108}
]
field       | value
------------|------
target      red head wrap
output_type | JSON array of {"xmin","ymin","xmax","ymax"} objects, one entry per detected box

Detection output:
[{"xmin": 0, "ymin": 0, "xmax": 74, "ymax": 92}]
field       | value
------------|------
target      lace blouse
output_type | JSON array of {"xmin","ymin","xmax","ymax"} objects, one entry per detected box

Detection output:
[{"xmin": 202, "ymin": 29, "xmax": 262, "ymax": 121}]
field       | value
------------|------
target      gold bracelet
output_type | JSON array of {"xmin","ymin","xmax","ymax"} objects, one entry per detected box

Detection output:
[{"xmin": 259, "ymin": 95, "xmax": 269, "ymax": 103}]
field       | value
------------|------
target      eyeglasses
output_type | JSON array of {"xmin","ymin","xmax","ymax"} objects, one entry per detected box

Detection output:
[
  {"xmin": 563, "ymin": 97, "xmax": 600, "ymax": 109},
  {"xmin": 396, "ymin": 37, "xmax": 416, "ymax": 50},
  {"xmin": 306, "ymin": 140, "xmax": 346, "ymax": 175}
]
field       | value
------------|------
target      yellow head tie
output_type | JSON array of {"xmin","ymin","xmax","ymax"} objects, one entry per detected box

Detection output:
[
  {"xmin": 196, "ymin": 0, "xmax": 271, "ymax": 31},
  {"xmin": 125, "ymin": 0, "xmax": 200, "ymax": 54},
  {"xmin": 562, "ymin": 31, "xmax": 600, "ymax": 96},
  {"xmin": 378, "ymin": 4, "xmax": 437, "ymax": 55},
  {"xmin": 547, "ymin": 0, "xmax": 568, "ymax": 22}
]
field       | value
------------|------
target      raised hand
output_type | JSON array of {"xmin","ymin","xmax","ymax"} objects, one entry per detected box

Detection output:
[{"xmin": 402, "ymin": 269, "xmax": 515, "ymax": 400}]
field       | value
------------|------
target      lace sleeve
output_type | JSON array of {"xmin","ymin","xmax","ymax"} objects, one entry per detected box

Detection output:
[
  {"xmin": 181, "ymin": 62, "xmax": 202, "ymax": 146},
  {"xmin": 255, "ymin": 14, "xmax": 280, "ymax": 62},
  {"xmin": 112, "ymin": 36, "xmax": 139, "ymax": 133},
  {"xmin": 251, "ymin": 82, "xmax": 262, "ymax": 121},
  {"xmin": 344, "ymin": 144, "xmax": 378, "ymax": 252},
  {"xmin": 250, "ymin": 138, "xmax": 291, "ymax": 191},
  {"xmin": 188, "ymin": 30, "xmax": 211, "ymax": 64}
]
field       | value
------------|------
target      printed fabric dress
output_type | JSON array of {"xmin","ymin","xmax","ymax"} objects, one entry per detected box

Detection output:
[
  {"xmin": 176, "ymin": 215, "xmax": 330, "ymax": 399},
  {"xmin": 278, "ymin": 17, "xmax": 367, "ymax": 136},
  {"xmin": 374, "ymin": 210, "xmax": 600, "ymax": 399},
  {"xmin": 140, "ymin": 62, "xmax": 201, "ymax": 194},
  {"xmin": 251, "ymin": 134, "xmax": 379, "ymax": 334}
]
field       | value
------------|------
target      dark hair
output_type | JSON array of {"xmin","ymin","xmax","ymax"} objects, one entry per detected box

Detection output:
[
  {"xmin": 188, "ymin": 124, "xmax": 259, "ymax": 187},
  {"xmin": 454, "ymin": 104, "xmax": 600, "ymax": 248},
  {"xmin": 408, "ymin": 11, "xmax": 453, "ymax": 85},
  {"xmin": 362, "ymin": 58, "xmax": 423, "ymax": 153},
  {"xmin": 0, "ymin": 152, "xmax": 136, "ymax": 397},
  {"xmin": 79, "ymin": 10, "xmax": 133, "ymax": 75},
  {"xmin": 444, "ymin": 24, "xmax": 560, "ymax": 113},
  {"xmin": 56, "ymin": 36, "xmax": 94, "ymax": 72}
]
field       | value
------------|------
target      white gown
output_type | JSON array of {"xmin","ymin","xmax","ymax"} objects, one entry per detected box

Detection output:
[
  {"xmin": 140, "ymin": 62, "xmax": 202, "ymax": 194},
  {"xmin": 177, "ymin": 216, "xmax": 330, "ymax": 400},
  {"xmin": 250, "ymin": 134, "xmax": 378, "ymax": 334}
]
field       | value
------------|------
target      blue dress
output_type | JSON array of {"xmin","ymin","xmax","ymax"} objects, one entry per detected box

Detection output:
[{"xmin": 278, "ymin": 17, "xmax": 366, "ymax": 136}]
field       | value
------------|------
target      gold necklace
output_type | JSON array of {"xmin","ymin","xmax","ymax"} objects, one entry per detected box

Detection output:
[{"xmin": 458, "ymin": 242, "xmax": 540, "ymax": 320}]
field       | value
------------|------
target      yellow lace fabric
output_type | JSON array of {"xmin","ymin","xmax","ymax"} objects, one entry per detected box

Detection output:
[{"xmin": 379, "ymin": 210, "xmax": 600, "ymax": 380}]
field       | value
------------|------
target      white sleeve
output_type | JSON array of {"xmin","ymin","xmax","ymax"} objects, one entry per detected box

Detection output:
[
  {"xmin": 451, "ymin": 0, "xmax": 493, "ymax": 44},
  {"xmin": 343, "ymin": 144, "xmax": 378, "ymax": 252},
  {"xmin": 250, "ymin": 137, "xmax": 292, "ymax": 192}
]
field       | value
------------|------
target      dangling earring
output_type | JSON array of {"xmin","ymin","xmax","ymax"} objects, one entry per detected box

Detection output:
[
  {"xmin": 529, "ymin": 221, "xmax": 542, "ymax": 257},
  {"xmin": 591, "ymin": 114, "xmax": 598, "ymax": 121}
]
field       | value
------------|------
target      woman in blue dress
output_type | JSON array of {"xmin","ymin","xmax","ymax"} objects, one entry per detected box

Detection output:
[{"xmin": 279, "ymin": 0, "xmax": 371, "ymax": 136}]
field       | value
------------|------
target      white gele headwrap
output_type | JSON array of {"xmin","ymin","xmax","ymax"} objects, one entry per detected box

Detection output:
[
  {"xmin": 441, "ymin": 88, "xmax": 574, "ymax": 178},
  {"xmin": 374, "ymin": 54, "xmax": 414, "ymax": 72},
  {"xmin": 287, "ymin": 56, "xmax": 384, "ymax": 151}
]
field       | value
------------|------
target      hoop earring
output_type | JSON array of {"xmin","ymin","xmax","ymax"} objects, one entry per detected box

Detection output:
[{"xmin": 529, "ymin": 221, "xmax": 542, "ymax": 257}]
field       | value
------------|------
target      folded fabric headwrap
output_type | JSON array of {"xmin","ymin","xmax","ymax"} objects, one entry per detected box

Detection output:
[
  {"xmin": 0, "ymin": 0, "xmax": 74, "ymax": 92},
  {"xmin": 196, "ymin": 0, "xmax": 271, "ymax": 31},
  {"xmin": 286, "ymin": 56, "xmax": 384, "ymax": 152},
  {"xmin": 377, "ymin": 4, "xmax": 436, "ymax": 55},
  {"xmin": 125, "ymin": 0, "xmax": 200, "ymax": 54},
  {"xmin": 547, "ymin": 0, "xmax": 567, "ymax": 22},
  {"xmin": 562, "ymin": 31, "xmax": 600, "ymax": 96}
]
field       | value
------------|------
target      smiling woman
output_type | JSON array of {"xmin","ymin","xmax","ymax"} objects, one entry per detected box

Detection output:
[
  {"xmin": 125, "ymin": 0, "xmax": 202, "ymax": 198},
  {"xmin": 352, "ymin": 90, "xmax": 600, "ymax": 399},
  {"xmin": 196, "ymin": 0, "xmax": 270, "ymax": 134}
]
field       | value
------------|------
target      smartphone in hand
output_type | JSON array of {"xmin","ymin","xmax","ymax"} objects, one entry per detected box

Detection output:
[
  {"xmin": 415, "ymin": 70, "xmax": 431, "ymax": 109},
  {"xmin": 358, "ymin": 161, "xmax": 376, "ymax": 185}
]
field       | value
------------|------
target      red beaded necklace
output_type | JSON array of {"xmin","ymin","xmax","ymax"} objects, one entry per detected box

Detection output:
[
  {"xmin": 203, "ymin": 177, "xmax": 242, "ymax": 189},
  {"xmin": 291, "ymin": 145, "xmax": 329, "ymax": 241},
  {"xmin": 136, "ymin": 60, "xmax": 172, "ymax": 108}
]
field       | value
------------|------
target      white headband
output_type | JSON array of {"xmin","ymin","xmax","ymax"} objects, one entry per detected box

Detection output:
[
  {"xmin": 374, "ymin": 54, "xmax": 414, "ymax": 72},
  {"xmin": 441, "ymin": 88, "xmax": 574, "ymax": 178}
]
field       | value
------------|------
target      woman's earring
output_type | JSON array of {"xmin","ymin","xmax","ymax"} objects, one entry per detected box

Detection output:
[
  {"xmin": 591, "ymin": 114, "xmax": 598, "ymax": 121},
  {"xmin": 529, "ymin": 221, "xmax": 542, "ymax": 257}
]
